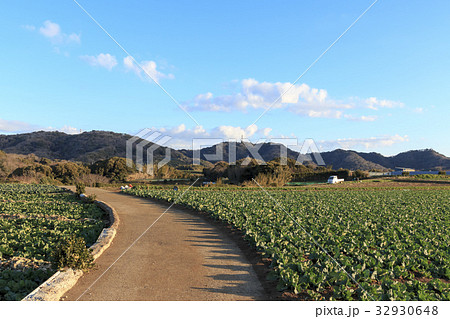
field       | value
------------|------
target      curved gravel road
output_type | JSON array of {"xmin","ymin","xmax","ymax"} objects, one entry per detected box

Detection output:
[{"xmin": 62, "ymin": 187, "xmax": 265, "ymax": 301}]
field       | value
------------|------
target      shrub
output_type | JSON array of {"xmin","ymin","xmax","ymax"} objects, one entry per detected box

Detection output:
[
  {"xmin": 51, "ymin": 235, "xmax": 94, "ymax": 271},
  {"xmin": 253, "ymin": 166, "xmax": 292, "ymax": 187},
  {"xmin": 438, "ymin": 171, "xmax": 447, "ymax": 175},
  {"xmin": 10, "ymin": 164, "xmax": 53, "ymax": 178},
  {"xmin": 90, "ymin": 157, "xmax": 134, "ymax": 182},
  {"xmin": 353, "ymin": 170, "xmax": 369, "ymax": 179},
  {"xmin": 87, "ymin": 194, "xmax": 97, "ymax": 202},
  {"xmin": 51, "ymin": 162, "xmax": 90, "ymax": 184},
  {"xmin": 39, "ymin": 158, "xmax": 53, "ymax": 165},
  {"xmin": 75, "ymin": 183, "xmax": 86, "ymax": 195},
  {"xmin": 402, "ymin": 171, "xmax": 410, "ymax": 176},
  {"xmin": 203, "ymin": 161, "xmax": 229, "ymax": 181},
  {"xmin": 39, "ymin": 175, "xmax": 57, "ymax": 185}
]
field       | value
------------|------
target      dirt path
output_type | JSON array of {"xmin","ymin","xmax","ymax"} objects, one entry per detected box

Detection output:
[{"xmin": 62, "ymin": 188, "xmax": 265, "ymax": 301}]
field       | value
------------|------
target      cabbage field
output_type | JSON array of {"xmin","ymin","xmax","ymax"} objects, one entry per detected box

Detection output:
[
  {"xmin": 0, "ymin": 184, "xmax": 106, "ymax": 300},
  {"xmin": 125, "ymin": 186, "xmax": 450, "ymax": 301}
]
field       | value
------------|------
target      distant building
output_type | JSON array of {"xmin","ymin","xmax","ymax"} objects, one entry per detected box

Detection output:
[
  {"xmin": 368, "ymin": 172, "xmax": 390, "ymax": 177},
  {"xmin": 394, "ymin": 167, "xmax": 415, "ymax": 173}
]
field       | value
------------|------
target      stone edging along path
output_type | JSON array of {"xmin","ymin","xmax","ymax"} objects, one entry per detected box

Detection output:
[{"xmin": 22, "ymin": 190, "xmax": 120, "ymax": 301}]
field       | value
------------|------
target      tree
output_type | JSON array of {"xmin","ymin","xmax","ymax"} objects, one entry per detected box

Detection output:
[
  {"xmin": 203, "ymin": 161, "xmax": 229, "ymax": 181},
  {"xmin": 353, "ymin": 170, "xmax": 369, "ymax": 179},
  {"xmin": 51, "ymin": 162, "xmax": 90, "ymax": 184},
  {"xmin": 90, "ymin": 157, "xmax": 135, "ymax": 182}
]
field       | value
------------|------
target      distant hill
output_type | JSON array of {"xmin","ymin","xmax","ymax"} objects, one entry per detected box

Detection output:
[
  {"xmin": 389, "ymin": 149, "xmax": 450, "ymax": 170},
  {"xmin": 0, "ymin": 131, "xmax": 449, "ymax": 171},
  {"xmin": 324, "ymin": 149, "xmax": 450, "ymax": 171},
  {"xmin": 180, "ymin": 142, "xmax": 450, "ymax": 171},
  {"xmin": 179, "ymin": 142, "xmax": 300, "ymax": 164},
  {"xmin": 0, "ymin": 131, "xmax": 194, "ymax": 166},
  {"xmin": 320, "ymin": 149, "xmax": 388, "ymax": 171}
]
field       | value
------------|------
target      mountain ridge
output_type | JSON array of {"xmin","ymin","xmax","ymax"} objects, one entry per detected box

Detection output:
[{"xmin": 0, "ymin": 131, "xmax": 449, "ymax": 171}]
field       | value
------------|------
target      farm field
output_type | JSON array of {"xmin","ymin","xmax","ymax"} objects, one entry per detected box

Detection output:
[
  {"xmin": 0, "ymin": 184, "xmax": 106, "ymax": 301},
  {"xmin": 404, "ymin": 174, "xmax": 450, "ymax": 181},
  {"xmin": 125, "ymin": 185, "xmax": 450, "ymax": 301}
]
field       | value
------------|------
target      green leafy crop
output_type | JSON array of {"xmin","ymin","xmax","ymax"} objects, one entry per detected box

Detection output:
[
  {"xmin": 0, "ymin": 184, "xmax": 106, "ymax": 300},
  {"xmin": 126, "ymin": 186, "xmax": 450, "ymax": 300}
]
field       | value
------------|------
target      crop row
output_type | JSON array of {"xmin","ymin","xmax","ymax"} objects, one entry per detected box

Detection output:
[
  {"xmin": 125, "ymin": 186, "xmax": 450, "ymax": 300},
  {"xmin": 0, "ymin": 184, "xmax": 106, "ymax": 300}
]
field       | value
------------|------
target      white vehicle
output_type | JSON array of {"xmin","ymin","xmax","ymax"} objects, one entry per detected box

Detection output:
[{"xmin": 327, "ymin": 175, "xmax": 344, "ymax": 184}]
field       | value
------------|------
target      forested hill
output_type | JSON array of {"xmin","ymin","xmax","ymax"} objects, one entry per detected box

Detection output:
[
  {"xmin": 0, "ymin": 131, "xmax": 192, "ymax": 165},
  {"xmin": 0, "ymin": 131, "xmax": 448, "ymax": 170},
  {"xmin": 320, "ymin": 149, "xmax": 450, "ymax": 171}
]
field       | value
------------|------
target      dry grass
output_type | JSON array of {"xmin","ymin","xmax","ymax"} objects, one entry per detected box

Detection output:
[
  {"xmin": 0, "ymin": 153, "xmax": 37, "ymax": 177},
  {"xmin": 74, "ymin": 174, "xmax": 110, "ymax": 187},
  {"xmin": 8, "ymin": 174, "xmax": 41, "ymax": 184},
  {"xmin": 127, "ymin": 172, "xmax": 153, "ymax": 181}
]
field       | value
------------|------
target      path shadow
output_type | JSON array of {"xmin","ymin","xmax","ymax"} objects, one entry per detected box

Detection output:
[
  {"xmin": 172, "ymin": 214, "xmax": 264, "ymax": 300},
  {"xmin": 112, "ymin": 193, "xmax": 266, "ymax": 300}
]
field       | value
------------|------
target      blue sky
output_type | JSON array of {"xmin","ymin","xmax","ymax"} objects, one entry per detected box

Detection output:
[{"xmin": 0, "ymin": 0, "xmax": 449, "ymax": 156}]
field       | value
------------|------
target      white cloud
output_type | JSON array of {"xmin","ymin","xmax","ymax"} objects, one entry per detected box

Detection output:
[
  {"xmin": 344, "ymin": 115, "xmax": 378, "ymax": 122},
  {"xmin": 262, "ymin": 127, "xmax": 272, "ymax": 136},
  {"xmin": 142, "ymin": 124, "xmax": 271, "ymax": 149},
  {"xmin": 413, "ymin": 107, "xmax": 424, "ymax": 114},
  {"xmin": 185, "ymin": 79, "xmax": 349, "ymax": 118},
  {"xmin": 133, "ymin": 125, "xmax": 408, "ymax": 153},
  {"xmin": 364, "ymin": 97, "xmax": 404, "ymax": 110},
  {"xmin": 0, "ymin": 118, "xmax": 38, "ymax": 133},
  {"xmin": 81, "ymin": 53, "xmax": 118, "ymax": 70},
  {"xmin": 39, "ymin": 20, "xmax": 60, "ymax": 38},
  {"xmin": 42, "ymin": 126, "xmax": 81, "ymax": 135},
  {"xmin": 123, "ymin": 56, "xmax": 174, "ymax": 83},
  {"xmin": 214, "ymin": 124, "xmax": 258, "ymax": 140},
  {"xmin": 184, "ymin": 79, "xmax": 400, "ymax": 120},
  {"xmin": 172, "ymin": 124, "xmax": 186, "ymax": 134},
  {"xmin": 53, "ymin": 126, "xmax": 81, "ymax": 135},
  {"xmin": 318, "ymin": 134, "xmax": 409, "ymax": 151},
  {"xmin": 22, "ymin": 25, "xmax": 36, "ymax": 31},
  {"xmin": 67, "ymin": 33, "xmax": 81, "ymax": 43},
  {"xmin": 32, "ymin": 20, "xmax": 80, "ymax": 44},
  {"xmin": 0, "ymin": 119, "xmax": 80, "ymax": 135}
]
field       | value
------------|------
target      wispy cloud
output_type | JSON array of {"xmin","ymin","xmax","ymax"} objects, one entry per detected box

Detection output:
[
  {"xmin": 140, "ymin": 124, "xmax": 272, "ymax": 149},
  {"xmin": 364, "ymin": 97, "xmax": 404, "ymax": 110},
  {"xmin": 344, "ymin": 114, "xmax": 378, "ymax": 122},
  {"xmin": 123, "ymin": 56, "xmax": 174, "ymax": 83},
  {"xmin": 45, "ymin": 125, "xmax": 81, "ymax": 135},
  {"xmin": 0, "ymin": 118, "xmax": 39, "ymax": 133},
  {"xmin": 134, "ymin": 124, "xmax": 408, "ymax": 153},
  {"xmin": 318, "ymin": 134, "xmax": 409, "ymax": 151},
  {"xmin": 40, "ymin": 20, "xmax": 80, "ymax": 44},
  {"xmin": 183, "ymin": 79, "xmax": 403, "ymax": 120},
  {"xmin": 81, "ymin": 53, "xmax": 118, "ymax": 70},
  {"xmin": 0, "ymin": 118, "xmax": 81, "ymax": 135},
  {"xmin": 24, "ymin": 20, "xmax": 81, "ymax": 45},
  {"xmin": 39, "ymin": 20, "xmax": 61, "ymax": 38},
  {"xmin": 21, "ymin": 25, "xmax": 36, "ymax": 31}
]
